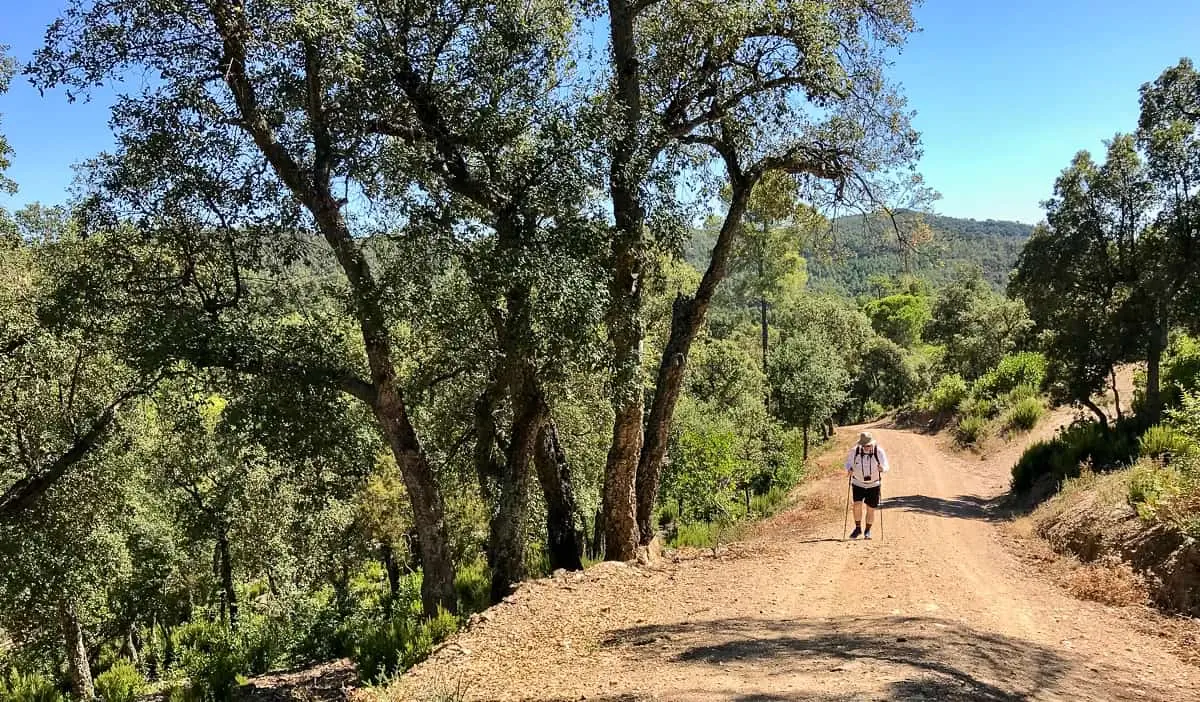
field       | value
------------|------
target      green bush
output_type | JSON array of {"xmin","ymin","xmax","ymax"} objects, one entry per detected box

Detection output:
[
  {"xmin": 1000, "ymin": 384, "xmax": 1038, "ymax": 408},
  {"xmin": 1011, "ymin": 420, "xmax": 1141, "ymax": 494},
  {"xmin": 1139, "ymin": 424, "xmax": 1196, "ymax": 460},
  {"xmin": 454, "ymin": 560, "xmax": 491, "ymax": 615},
  {"xmin": 1004, "ymin": 397, "xmax": 1044, "ymax": 432},
  {"xmin": 958, "ymin": 395, "xmax": 997, "ymax": 420},
  {"xmin": 973, "ymin": 352, "xmax": 1048, "ymax": 399},
  {"xmin": 1128, "ymin": 462, "xmax": 1182, "ymax": 521},
  {"xmin": 171, "ymin": 622, "xmax": 245, "ymax": 702},
  {"xmin": 669, "ymin": 522, "xmax": 725, "ymax": 548},
  {"xmin": 749, "ymin": 486, "xmax": 790, "ymax": 518},
  {"xmin": 0, "ymin": 669, "xmax": 64, "ymax": 702},
  {"xmin": 927, "ymin": 374, "xmax": 969, "ymax": 414},
  {"xmin": 95, "ymin": 661, "xmax": 144, "ymax": 702},
  {"xmin": 954, "ymin": 414, "xmax": 988, "ymax": 445},
  {"xmin": 237, "ymin": 615, "xmax": 291, "ymax": 676},
  {"xmin": 353, "ymin": 608, "xmax": 456, "ymax": 684}
]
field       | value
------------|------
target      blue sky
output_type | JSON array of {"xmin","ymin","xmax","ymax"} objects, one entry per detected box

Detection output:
[{"xmin": 2, "ymin": 0, "xmax": 1199, "ymax": 224}]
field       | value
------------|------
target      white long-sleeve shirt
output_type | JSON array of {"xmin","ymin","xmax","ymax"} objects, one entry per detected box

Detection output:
[{"xmin": 845, "ymin": 445, "xmax": 890, "ymax": 488}]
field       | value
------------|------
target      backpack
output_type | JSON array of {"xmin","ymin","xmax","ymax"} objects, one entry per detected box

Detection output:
[{"xmin": 853, "ymin": 445, "xmax": 880, "ymax": 482}]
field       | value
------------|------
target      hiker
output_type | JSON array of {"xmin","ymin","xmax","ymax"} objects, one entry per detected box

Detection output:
[{"xmin": 845, "ymin": 431, "xmax": 889, "ymax": 539}]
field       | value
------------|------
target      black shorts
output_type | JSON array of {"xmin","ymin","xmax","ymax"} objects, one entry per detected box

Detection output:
[{"xmin": 852, "ymin": 484, "xmax": 881, "ymax": 508}]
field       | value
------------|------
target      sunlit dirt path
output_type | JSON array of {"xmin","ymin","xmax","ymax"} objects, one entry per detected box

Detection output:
[{"xmin": 390, "ymin": 423, "xmax": 1199, "ymax": 702}]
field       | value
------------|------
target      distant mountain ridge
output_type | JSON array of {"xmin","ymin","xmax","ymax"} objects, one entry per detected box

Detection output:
[{"xmin": 805, "ymin": 211, "xmax": 1034, "ymax": 297}]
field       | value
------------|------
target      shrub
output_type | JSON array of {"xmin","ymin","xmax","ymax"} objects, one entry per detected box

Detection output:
[
  {"xmin": 1011, "ymin": 420, "xmax": 1141, "ymax": 494},
  {"xmin": 1000, "ymin": 384, "xmax": 1038, "ymax": 408},
  {"xmin": 171, "ymin": 622, "xmax": 245, "ymax": 702},
  {"xmin": 973, "ymin": 352, "xmax": 1048, "ymax": 399},
  {"xmin": 749, "ymin": 486, "xmax": 790, "ymax": 518},
  {"xmin": 0, "ymin": 670, "xmax": 64, "ymax": 702},
  {"xmin": 862, "ymin": 400, "xmax": 887, "ymax": 422},
  {"xmin": 353, "ymin": 608, "xmax": 456, "ymax": 684},
  {"xmin": 958, "ymin": 395, "xmax": 997, "ymax": 420},
  {"xmin": 669, "ymin": 522, "xmax": 722, "ymax": 549},
  {"xmin": 927, "ymin": 374, "xmax": 969, "ymax": 414},
  {"xmin": 1139, "ymin": 424, "xmax": 1195, "ymax": 460},
  {"xmin": 454, "ymin": 560, "xmax": 491, "ymax": 615},
  {"xmin": 954, "ymin": 414, "xmax": 988, "ymax": 446},
  {"xmin": 1128, "ymin": 462, "xmax": 1182, "ymax": 522},
  {"xmin": 1004, "ymin": 397, "xmax": 1044, "ymax": 432},
  {"xmin": 1064, "ymin": 555, "xmax": 1148, "ymax": 606},
  {"xmin": 95, "ymin": 661, "xmax": 144, "ymax": 702}
]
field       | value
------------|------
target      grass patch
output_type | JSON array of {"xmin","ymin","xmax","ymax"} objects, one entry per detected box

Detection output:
[
  {"xmin": 1003, "ymin": 396, "xmax": 1044, "ymax": 432},
  {"xmin": 1138, "ymin": 424, "xmax": 1195, "ymax": 460},
  {"xmin": 954, "ymin": 414, "xmax": 988, "ymax": 446}
]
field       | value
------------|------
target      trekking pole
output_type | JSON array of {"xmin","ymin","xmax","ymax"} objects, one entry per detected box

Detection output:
[
  {"xmin": 842, "ymin": 478, "xmax": 851, "ymax": 541},
  {"xmin": 878, "ymin": 483, "xmax": 884, "ymax": 541}
]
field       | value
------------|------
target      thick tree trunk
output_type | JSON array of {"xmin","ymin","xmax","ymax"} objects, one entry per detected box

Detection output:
[
  {"xmin": 602, "ymin": 0, "xmax": 647, "ymax": 563},
  {"xmin": 210, "ymin": 8, "xmax": 456, "ymax": 617},
  {"xmin": 488, "ymin": 360, "xmax": 547, "ymax": 602},
  {"xmin": 802, "ymin": 422, "xmax": 810, "ymax": 461},
  {"xmin": 534, "ymin": 419, "xmax": 584, "ymax": 572},
  {"xmin": 635, "ymin": 183, "xmax": 754, "ymax": 545},
  {"xmin": 60, "ymin": 598, "xmax": 94, "ymax": 701},
  {"xmin": 216, "ymin": 529, "xmax": 237, "ymax": 630}
]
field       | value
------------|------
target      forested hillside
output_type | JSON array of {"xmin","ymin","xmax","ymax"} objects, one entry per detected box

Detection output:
[
  {"xmin": 1, "ymin": 1, "xmax": 1197, "ymax": 701},
  {"xmin": 805, "ymin": 212, "xmax": 1033, "ymax": 296}
]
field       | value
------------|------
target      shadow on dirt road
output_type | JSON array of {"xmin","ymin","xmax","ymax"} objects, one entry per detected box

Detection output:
[{"xmin": 602, "ymin": 615, "xmax": 1067, "ymax": 701}]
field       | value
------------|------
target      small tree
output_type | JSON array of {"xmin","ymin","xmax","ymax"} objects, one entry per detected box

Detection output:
[{"xmin": 769, "ymin": 335, "xmax": 848, "ymax": 459}]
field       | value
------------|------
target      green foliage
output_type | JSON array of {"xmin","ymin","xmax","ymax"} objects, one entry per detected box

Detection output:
[
  {"xmin": 928, "ymin": 268, "xmax": 1033, "ymax": 380},
  {"xmin": 353, "ymin": 608, "xmax": 456, "ymax": 684},
  {"xmin": 1166, "ymin": 389, "xmax": 1200, "ymax": 441},
  {"xmin": 769, "ymin": 334, "xmax": 849, "ymax": 435},
  {"xmin": 669, "ymin": 522, "xmax": 734, "ymax": 549},
  {"xmin": 925, "ymin": 374, "xmax": 969, "ymax": 414},
  {"xmin": 972, "ymin": 352, "xmax": 1048, "ymax": 399},
  {"xmin": 95, "ymin": 661, "xmax": 144, "ymax": 702},
  {"xmin": 1003, "ymin": 397, "xmax": 1044, "ymax": 432},
  {"xmin": 862, "ymin": 293, "xmax": 931, "ymax": 348},
  {"xmin": 1128, "ymin": 462, "xmax": 1182, "ymax": 522},
  {"xmin": 958, "ymin": 396, "xmax": 998, "ymax": 421},
  {"xmin": 663, "ymin": 405, "xmax": 741, "ymax": 524},
  {"xmin": 954, "ymin": 415, "xmax": 988, "ymax": 446},
  {"xmin": 807, "ymin": 214, "xmax": 1033, "ymax": 297},
  {"xmin": 1161, "ymin": 335, "xmax": 1200, "ymax": 409},
  {"xmin": 172, "ymin": 622, "xmax": 244, "ymax": 702},
  {"xmin": 0, "ymin": 669, "xmax": 63, "ymax": 702},
  {"xmin": 850, "ymin": 337, "xmax": 921, "ymax": 411},
  {"xmin": 1012, "ymin": 421, "xmax": 1141, "ymax": 494},
  {"xmin": 749, "ymin": 486, "xmax": 791, "ymax": 518},
  {"xmin": 1139, "ymin": 424, "xmax": 1196, "ymax": 460},
  {"xmin": 453, "ymin": 561, "xmax": 491, "ymax": 616}
]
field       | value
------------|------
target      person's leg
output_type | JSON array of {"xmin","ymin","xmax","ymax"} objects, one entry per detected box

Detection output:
[
  {"xmin": 863, "ymin": 487, "xmax": 881, "ymax": 537},
  {"xmin": 850, "ymin": 486, "xmax": 865, "ymax": 538}
]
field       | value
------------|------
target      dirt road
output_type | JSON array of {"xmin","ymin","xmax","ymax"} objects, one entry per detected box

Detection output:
[{"xmin": 392, "ymin": 424, "xmax": 1200, "ymax": 701}]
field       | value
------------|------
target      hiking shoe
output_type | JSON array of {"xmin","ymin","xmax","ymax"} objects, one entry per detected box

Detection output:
[
  {"xmin": 863, "ymin": 528, "xmax": 873, "ymax": 540},
  {"xmin": 849, "ymin": 526, "xmax": 862, "ymax": 539}
]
